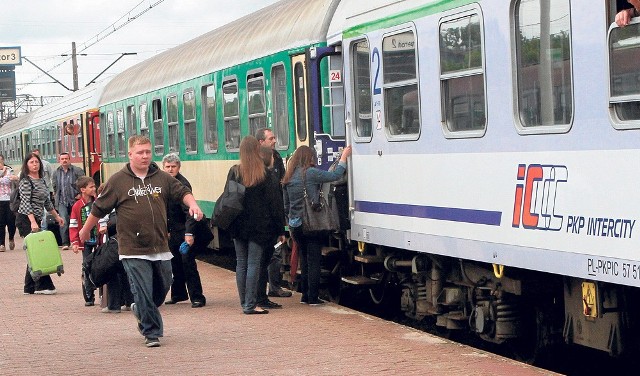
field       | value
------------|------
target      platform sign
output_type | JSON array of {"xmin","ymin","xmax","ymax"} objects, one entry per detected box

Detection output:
[
  {"xmin": 0, "ymin": 47, "xmax": 21, "ymax": 66},
  {"xmin": 0, "ymin": 69, "xmax": 16, "ymax": 102}
]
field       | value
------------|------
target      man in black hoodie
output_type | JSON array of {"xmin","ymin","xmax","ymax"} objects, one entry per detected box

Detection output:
[
  {"xmin": 79, "ymin": 136, "xmax": 204, "ymax": 348},
  {"xmin": 256, "ymin": 128, "xmax": 292, "ymax": 301},
  {"xmin": 162, "ymin": 153, "xmax": 207, "ymax": 308}
]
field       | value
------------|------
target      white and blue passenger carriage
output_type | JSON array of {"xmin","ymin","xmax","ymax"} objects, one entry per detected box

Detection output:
[{"xmin": 332, "ymin": 0, "xmax": 640, "ymax": 358}]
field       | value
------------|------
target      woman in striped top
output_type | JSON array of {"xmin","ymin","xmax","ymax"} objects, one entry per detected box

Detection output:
[{"xmin": 18, "ymin": 152, "xmax": 65, "ymax": 295}]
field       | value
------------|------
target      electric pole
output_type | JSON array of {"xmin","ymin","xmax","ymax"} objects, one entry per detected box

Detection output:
[{"xmin": 72, "ymin": 42, "xmax": 78, "ymax": 91}]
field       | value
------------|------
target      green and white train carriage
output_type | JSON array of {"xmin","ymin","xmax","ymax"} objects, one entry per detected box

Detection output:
[{"xmin": 97, "ymin": 0, "xmax": 344, "ymax": 220}]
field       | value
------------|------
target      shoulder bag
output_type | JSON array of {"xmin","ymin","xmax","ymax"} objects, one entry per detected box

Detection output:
[
  {"xmin": 212, "ymin": 165, "xmax": 245, "ymax": 230},
  {"xmin": 301, "ymin": 169, "xmax": 339, "ymax": 235}
]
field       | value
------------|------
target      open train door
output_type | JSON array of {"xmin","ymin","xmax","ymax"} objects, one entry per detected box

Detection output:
[
  {"xmin": 291, "ymin": 54, "xmax": 311, "ymax": 149},
  {"xmin": 306, "ymin": 45, "xmax": 346, "ymax": 170},
  {"xmin": 82, "ymin": 110, "xmax": 102, "ymax": 185}
]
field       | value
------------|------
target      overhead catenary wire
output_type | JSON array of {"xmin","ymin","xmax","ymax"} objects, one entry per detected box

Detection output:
[{"xmin": 19, "ymin": 0, "xmax": 165, "ymax": 92}]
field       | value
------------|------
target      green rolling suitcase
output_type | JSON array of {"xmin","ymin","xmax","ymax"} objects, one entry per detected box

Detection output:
[{"xmin": 24, "ymin": 230, "xmax": 64, "ymax": 279}]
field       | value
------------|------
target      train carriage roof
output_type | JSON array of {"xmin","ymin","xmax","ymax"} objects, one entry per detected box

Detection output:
[
  {"xmin": 30, "ymin": 82, "xmax": 106, "ymax": 127},
  {"xmin": 0, "ymin": 111, "xmax": 37, "ymax": 137},
  {"xmin": 100, "ymin": 0, "xmax": 340, "ymax": 105}
]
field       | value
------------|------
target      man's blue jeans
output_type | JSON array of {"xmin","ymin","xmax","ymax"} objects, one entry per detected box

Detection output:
[
  {"xmin": 56, "ymin": 202, "xmax": 72, "ymax": 246},
  {"xmin": 233, "ymin": 239, "xmax": 263, "ymax": 312},
  {"xmin": 122, "ymin": 258, "xmax": 172, "ymax": 339}
]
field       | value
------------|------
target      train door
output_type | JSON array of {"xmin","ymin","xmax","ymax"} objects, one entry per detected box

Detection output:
[
  {"xmin": 291, "ymin": 54, "xmax": 310, "ymax": 149},
  {"xmin": 307, "ymin": 45, "xmax": 346, "ymax": 169},
  {"xmin": 82, "ymin": 110, "xmax": 102, "ymax": 184}
]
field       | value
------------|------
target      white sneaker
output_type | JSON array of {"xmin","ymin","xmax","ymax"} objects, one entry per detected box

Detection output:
[{"xmin": 34, "ymin": 289, "xmax": 56, "ymax": 295}]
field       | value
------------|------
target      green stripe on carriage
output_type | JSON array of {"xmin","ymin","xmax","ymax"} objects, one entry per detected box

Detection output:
[{"xmin": 342, "ymin": 0, "xmax": 477, "ymax": 39}]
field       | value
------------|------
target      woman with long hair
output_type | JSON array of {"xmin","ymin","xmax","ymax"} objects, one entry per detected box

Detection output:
[
  {"xmin": 282, "ymin": 145, "xmax": 351, "ymax": 305},
  {"xmin": 18, "ymin": 152, "xmax": 65, "ymax": 295},
  {"xmin": 0, "ymin": 154, "xmax": 18, "ymax": 251},
  {"xmin": 229, "ymin": 136, "xmax": 285, "ymax": 314}
]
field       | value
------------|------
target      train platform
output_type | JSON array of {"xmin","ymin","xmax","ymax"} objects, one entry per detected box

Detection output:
[{"xmin": 0, "ymin": 236, "xmax": 558, "ymax": 375}]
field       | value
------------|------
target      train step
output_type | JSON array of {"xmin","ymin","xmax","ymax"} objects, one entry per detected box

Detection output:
[
  {"xmin": 341, "ymin": 275, "xmax": 379, "ymax": 286},
  {"xmin": 296, "ymin": 268, "xmax": 333, "ymax": 278},
  {"xmin": 354, "ymin": 255, "xmax": 385, "ymax": 264},
  {"xmin": 321, "ymin": 246, "xmax": 340, "ymax": 256}
]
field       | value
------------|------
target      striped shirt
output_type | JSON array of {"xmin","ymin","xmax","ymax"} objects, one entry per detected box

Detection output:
[{"xmin": 18, "ymin": 176, "xmax": 54, "ymax": 219}]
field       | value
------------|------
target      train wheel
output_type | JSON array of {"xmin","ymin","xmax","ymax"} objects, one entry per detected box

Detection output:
[{"xmin": 506, "ymin": 305, "xmax": 561, "ymax": 365}]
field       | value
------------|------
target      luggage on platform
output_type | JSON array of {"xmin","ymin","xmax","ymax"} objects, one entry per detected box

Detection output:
[{"xmin": 24, "ymin": 230, "xmax": 64, "ymax": 280}]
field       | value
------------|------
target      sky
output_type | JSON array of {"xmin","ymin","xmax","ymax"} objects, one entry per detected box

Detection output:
[{"xmin": 0, "ymin": 0, "xmax": 279, "ymax": 101}]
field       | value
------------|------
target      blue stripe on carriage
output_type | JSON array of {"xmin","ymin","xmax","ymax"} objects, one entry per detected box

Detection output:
[{"xmin": 354, "ymin": 201, "xmax": 502, "ymax": 226}]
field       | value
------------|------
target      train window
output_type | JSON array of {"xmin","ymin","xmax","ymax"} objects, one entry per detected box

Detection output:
[
  {"xmin": 202, "ymin": 84, "xmax": 218, "ymax": 153},
  {"xmin": 139, "ymin": 103, "xmax": 149, "ymax": 138},
  {"xmin": 294, "ymin": 62, "xmax": 307, "ymax": 141},
  {"xmin": 271, "ymin": 64, "xmax": 289, "ymax": 149},
  {"xmin": 167, "ymin": 95, "xmax": 179, "ymax": 154},
  {"xmin": 48, "ymin": 127, "xmax": 54, "ymax": 158},
  {"xmin": 247, "ymin": 72, "xmax": 266, "ymax": 137},
  {"xmin": 69, "ymin": 120, "xmax": 77, "ymax": 157},
  {"xmin": 116, "ymin": 110, "xmax": 125, "ymax": 157},
  {"xmin": 107, "ymin": 111, "xmax": 116, "ymax": 158},
  {"xmin": 77, "ymin": 130, "xmax": 82, "ymax": 158},
  {"xmin": 126, "ymin": 105, "xmax": 136, "ymax": 137},
  {"xmin": 61, "ymin": 123, "xmax": 68, "ymax": 154},
  {"xmin": 351, "ymin": 39, "xmax": 372, "ymax": 140},
  {"xmin": 152, "ymin": 99, "xmax": 164, "ymax": 156},
  {"xmin": 382, "ymin": 30, "xmax": 420, "ymax": 138},
  {"xmin": 57, "ymin": 125, "xmax": 62, "ymax": 157},
  {"xmin": 183, "ymin": 89, "xmax": 197, "ymax": 154},
  {"xmin": 223, "ymin": 79, "xmax": 240, "ymax": 151},
  {"xmin": 514, "ymin": 0, "xmax": 573, "ymax": 132},
  {"xmin": 609, "ymin": 22, "xmax": 640, "ymax": 127},
  {"xmin": 439, "ymin": 13, "xmax": 486, "ymax": 136},
  {"xmin": 76, "ymin": 118, "xmax": 83, "ymax": 158}
]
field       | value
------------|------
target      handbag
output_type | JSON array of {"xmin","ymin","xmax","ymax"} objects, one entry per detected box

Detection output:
[
  {"xmin": 212, "ymin": 165, "xmax": 245, "ymax": 230},
  {"xmin": 301, "ymin": 169, "xmax": 339, "ymax": 235},
  {"xmin": 193, "ymin": 216, "xmax": 214, "ymax": 247}
]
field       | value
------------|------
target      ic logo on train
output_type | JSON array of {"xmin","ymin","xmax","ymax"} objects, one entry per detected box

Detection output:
[{"xmin": 512, "ymin": 164, "xmax": 567, "ymax": 231}]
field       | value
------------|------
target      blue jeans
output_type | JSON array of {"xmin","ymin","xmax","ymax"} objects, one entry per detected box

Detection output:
[
  {"xmin": 122, "ymin": 258, "xmax": 172, "ymax": 339},
  {"xmin": 290, "ymin": 227, "xmax": 323, "ymax": 303},
  {"xmin": 233, "ymin": 239, "xmax": 264, "ymax": 312},
  {"xmin": 57, "ymin": 202, "xmax": 72, "ymax": 245}
]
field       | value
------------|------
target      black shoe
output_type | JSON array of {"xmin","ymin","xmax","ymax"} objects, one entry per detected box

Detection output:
[
  {"xmin": 165, "ymin": 298, "xmax": 187, "ymax": 305},
  {"xmin": 308, "ymin": 299, "xmax": 326, "ymax": 306},
  {"xmin": 85, "ymin": 301, "xmax": 95, "ymax": 307},
  {"xmin": 145, "ymin": 337, "xmax": 161, "ymax": 347},
  {"xmin": 268, "ymin": 289, "xmax": 293, "ymax": 298},
  {"xmin": 191, "ymin": 301, "xmax": 206, "ymax": 308},
  {"xmin": 243, "ymin": 308, "xmax": 269, "ymax": 315},
  {"xmin": 259, "ymin": 300, "xmax": 282, "ymax": 309}
]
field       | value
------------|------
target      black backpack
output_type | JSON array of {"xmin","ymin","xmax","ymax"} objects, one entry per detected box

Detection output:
[
  {"xmin": 9, "ymin": 178, "xmax": 34, "ymax": 213},
  {"xmin": 85, "ymin": 236, "xmax": 121, "ymax": 287}
]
